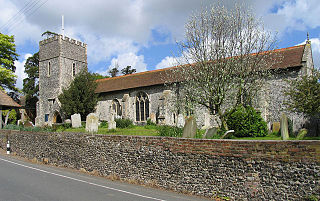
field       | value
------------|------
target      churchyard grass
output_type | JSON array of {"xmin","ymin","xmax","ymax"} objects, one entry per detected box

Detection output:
[{"xmin": 57, "ymin": 125, "xmax": 159, "ymax": 136}]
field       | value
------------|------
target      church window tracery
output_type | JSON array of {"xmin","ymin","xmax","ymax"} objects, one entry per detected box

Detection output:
[
  {"xmin": 136, "ymin": 92, "xmax": 149, "ymax": 122},
  {"xmin": 112, "ymin": 99, "xmax": 122, "ymax": 117}
]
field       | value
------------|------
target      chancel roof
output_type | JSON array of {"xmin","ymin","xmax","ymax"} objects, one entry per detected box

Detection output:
[{"xmin": 95, "ymin": 44, "xmax": 306, "ymax": 93}]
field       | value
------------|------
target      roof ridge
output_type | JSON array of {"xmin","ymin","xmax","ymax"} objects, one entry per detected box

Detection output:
[{"xmin": 96, "ymin": 44, "xmax": 306, "ymax": 83}]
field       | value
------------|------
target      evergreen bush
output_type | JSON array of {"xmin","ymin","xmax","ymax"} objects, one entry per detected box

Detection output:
[
  {"xmin": 115, "ymin": 118, "xmax": 133, "ymax": 128},
  {"xmin": 226, "ymin": 105, "xmax": 268, "ymax": 137},
  {"xmin": 157, "ymin": 125, "xmax": 183, "ymax": 137}
]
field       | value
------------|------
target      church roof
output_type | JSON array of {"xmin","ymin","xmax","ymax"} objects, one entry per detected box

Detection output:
[
  {"xmin": 95, "ymin": 44, "xmax": 306, "ymax": 93},
  {"xmin": 0, "ymin": 90, "xmax": 21, "ymax": 109}
]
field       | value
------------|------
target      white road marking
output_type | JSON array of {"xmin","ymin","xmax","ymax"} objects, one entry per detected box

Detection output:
[{"xmin": 0, "ymin": 157, "xmax": 165, "ymax": 201}]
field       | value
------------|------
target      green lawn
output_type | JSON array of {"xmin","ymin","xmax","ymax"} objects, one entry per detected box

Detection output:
[{"xmin": 60, "ymin": 126, "xmax": 159, "ymax": 136}]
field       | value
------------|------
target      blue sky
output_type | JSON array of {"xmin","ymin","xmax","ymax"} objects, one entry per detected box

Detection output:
[{"xmin": 1, "ymin": 0, "xmax": 320, "ymax": 90}]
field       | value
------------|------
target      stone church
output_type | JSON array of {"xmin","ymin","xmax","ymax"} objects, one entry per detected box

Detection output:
[{"xmin": 35, "ymin": 34, "xmax": 314, "ymax": 132}]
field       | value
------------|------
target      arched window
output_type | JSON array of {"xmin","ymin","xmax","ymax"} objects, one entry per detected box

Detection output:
[
  {"xmin": 136, "ymin": 92, "xmax": 149, "ymax": 122},
  {"xmin": 72, "ymin": 63, "xmax": 76, "ymax": 77},
  {"xmin": 48, "ymin": 62, "xmax": 51, "ymax": 77},
  {"xmin": 112, "ymin": 99, "xmax": 122, "ymax": 117}
]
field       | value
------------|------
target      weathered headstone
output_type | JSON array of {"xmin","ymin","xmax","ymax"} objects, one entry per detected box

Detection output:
[
  {"xmin": 64, "ymin": 119, "xmax": 71, "ymax": 124},
  {"xmin": 150, "ymin": 113, "xmax": 156, "ymax": 124},
  {"xmin": 71, "ymin": 113, "xmax": 82, "ymax": 128},
  {"xmin": 221, "ymin": 130, "xmax": 235, "ymax": 139},
  {"xmin": 108, "ymin": 120, "xmax": 116, "ymax": 130},
  {"xmin": 109, "ymin": 112, "xmax": 115, "ymax": 122},
  {"xmin": 86, "ymin": 113, "xmax": 99, "ymax": 133},
  {"xmin": 182, "ymin": 116, "xmax": 197, "ymax": 138},
  {"xmin": 203, "ymin": 127, "xmax": 218, "ymax": 139},
  {"xmin": 280, "ymin": 113, "xmax": 289, "ymax": 140},
  {"xmin": 296, "ymin": 129, "xmax": 308, "ymax": 140},
  {"xmin": 272, "ymin": 122, "xmax": 280, "ymax": 133},
  {"xmin": 202, "ymin": 113, "xmax": 211, "ymax": 129},
  {"xmin": 177, "ymin": 114, "xmax": 185, "ymax": 128}
]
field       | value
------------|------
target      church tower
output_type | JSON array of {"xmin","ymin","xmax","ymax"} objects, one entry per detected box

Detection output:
[{"xmin": 35, "ymin": 35, "xmax": 87, "ymax": 126}]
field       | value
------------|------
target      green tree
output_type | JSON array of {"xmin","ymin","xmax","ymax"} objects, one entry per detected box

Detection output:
[
  {"xmin": 108, "ymin": 63, "xmax": 119, "ymax": 77},
  {"xmin": 2, "ymin": 109, "xmax": 17, "ymax": 125},
  {"xmin": 285, "ymin": 69, "xmax": 320, "ymax": 117},
  {"xmin": 22, "ymin": 52, "xmax": 39, "ymax": 123},
  {"xmin": 58, "ymin": 71, "xmax": 98, "ymax": 120},
  {"xmin": 91, "ymin": 72, "xmax": 109, "ymax": 80},
  {"xmin": 0, "ymin": 66, "xmax": 17, "ymax": 91},
  {"xmin": 0, "ymin": 33, "xmax": 19, "ymax": 91},
  {"xmin": 121, "ymin": 66, "xmax": 136, "ymax": 75}
]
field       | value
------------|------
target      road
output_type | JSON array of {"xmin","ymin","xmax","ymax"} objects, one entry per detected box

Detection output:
[{"xmin": 0, "ymin": 154, "xmax": 209, "ymax": 201}]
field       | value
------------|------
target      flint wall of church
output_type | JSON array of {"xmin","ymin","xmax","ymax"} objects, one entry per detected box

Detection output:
[{"xmin": 96, "ymin": 85, "xmax": 167, "ymax": 123}]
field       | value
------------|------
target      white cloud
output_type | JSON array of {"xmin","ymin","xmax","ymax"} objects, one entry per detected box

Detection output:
[
  {"xmin": 98, "ymin": 52, "xmax": 147, "ymax": 76},
  {"xmin": 156, "ymin": 50, "xmax": 192, "ymax": 69},
  {"xmin": 156, "ymin": 56, "xmax": 178, "ymax": 69},
  {"xmin": 262, "ymin": 0, "xmax": 320, "ymax": 35},
  {"xmin": 14, "ymin": 53, "xmax": 31, "ymax": 90}
]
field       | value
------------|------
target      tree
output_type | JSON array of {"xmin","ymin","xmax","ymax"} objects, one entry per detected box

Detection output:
[
  {"xmin": 166, "ymin": 4, "xmax": 278, "ymax": 129},
  {"xmin": 91, "ymin": 73, "xmax": 109, "ymax": 80},
  {"xmin": 0, "ymin": 66, "xmax": 17, "ymax": 91},
  {"xmin": 22, "ymin": 52, "xmax": 39, "ymax": 123},
  {"xmin": 121, "ymin": 66, "xmax": 136, "ymax": 75},
  {"xmin": 0, "ymin": 33, "xmax": 19, "ymax": 91},
  {"xmin": 285, "ymin": 68, "xmax": 320, "ymax": 118},
  {"xmin": 58, "ymin": 71, "xmax": 98, "ymax": 120},
  {"xmin": 108, "ymin": 63, "xmax": 119, "ymax": 77}
]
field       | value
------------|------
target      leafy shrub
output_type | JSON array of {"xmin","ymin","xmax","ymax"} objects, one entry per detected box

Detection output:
[
  {"xmin": 3, "ymin": 124, "xmax": 22, "ymax": 130},
  {"xmin": 3, "ymin": 124, "xmax": 54, "ymax": 132},
  {"xmin": 226, "ymin": 105, "xmax": 268, "ymax": 137},
  {"xmin": 146, "ymin": 118, "xmax": 156, "ymax": 126},
  {"xmin": 115, "ymin": 118, "xmax": 133, "ymax": 128},
  {"xmin": 194, "ymin": 129, "xmax": 206, "ymax": 138},
  {"xmin": 100, "ymin": 121, "xmax": 108, "ymax": 128},
  {"xmin": 2, "ymin": 109, "xmax": 17, "ymax": 124},
  {"xmin": 52, "ymin": 123, "xmax": 71, "ymax": 131},
  {"xmin": 157, "ymin": 125, "xmax": 183, "ymax": 137}
]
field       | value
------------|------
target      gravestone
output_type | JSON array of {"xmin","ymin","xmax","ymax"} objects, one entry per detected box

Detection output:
[
  {"xmin": 202, "ymin": 113, "xmax": 211, "ymax": 129},
  {"xmin": 280, "ymin": 113, "xmax": 289, "ymax": 140},
  {"xmin": 71, "ymin": 113, "xmax": 82, "ymax": 128},
  {"xmin": 86, "ymin": 113, "xmax": 99, "ymax": 133},
  {"xmin": 64, "ymin": 119, "xmax": 71, "ymax": 124},
  {"xmin": 177, "ymin": 114, "xmax": 185, "ymax": 128},
  {"xmin": 296, "ymin": 129, "xmax": 308, "ymax": 140},
  {"xmin": 221, "ymin": 130, "xmax": 235, "ymax": 139},
  {"xmin": 182, "ymin": 116, "xmax": 197, "ymax": 138},
  {"xmin": 150, "ymin": 113, "xmax": 156, "ymax": 124},
  {"xmin": 108, "ymin": 120, "xmax": 116, "ymax": 130},
  {"xmin": 272, "ymin": 122, "xmax": 280, "ymax": 133},
  {"xmin": 203, "ymin": 127, "xmax": 218, "ymax": 139}
]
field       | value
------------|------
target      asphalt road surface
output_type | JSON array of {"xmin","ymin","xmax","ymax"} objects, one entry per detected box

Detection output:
[{"xmin": 0, "ymin": 154, "xmax": 210, "ymax": 201}]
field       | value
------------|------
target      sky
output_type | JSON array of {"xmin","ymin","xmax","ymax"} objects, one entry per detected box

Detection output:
[{"xmin": 1, "ymin": 0, "xmax": 320, "ymax": 90}]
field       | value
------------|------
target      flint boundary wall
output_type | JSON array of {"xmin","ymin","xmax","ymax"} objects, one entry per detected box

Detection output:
[{"xmin": 0, "ymin": 130, "xmax": 319, "ymax": 200}]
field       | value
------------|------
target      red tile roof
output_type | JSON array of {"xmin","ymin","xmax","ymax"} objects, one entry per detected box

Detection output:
[
  {"xmin": 95, "ymin": 45, "xmax": 305, "ymax": 93},
  {"xmin": 0, "ymin": 90, "xmax": 21, "ymax": 109}
]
